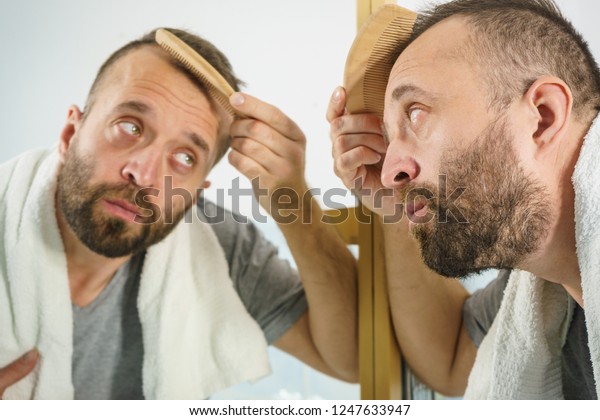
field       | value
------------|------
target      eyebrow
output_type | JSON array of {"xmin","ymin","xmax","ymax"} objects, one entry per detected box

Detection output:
[
  {"xmin": 186, "ymin": 132, "xmax": 210, "ymax": 155},
  {"xmin": 391, "ymin": 84, "xmax": 436, "ymax": 103},
  {"xmin": 114, "ymin": 100, "xmax": 210, "ymax": 156},
  {"xmin": 114, "ymin": 100, "xmax": 152, "ymax": 115}
]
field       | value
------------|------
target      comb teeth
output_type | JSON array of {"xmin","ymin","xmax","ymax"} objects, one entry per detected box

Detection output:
[
  {"xmin": 155, "ymin": 29, "xmax": 245, "ymax": 118},
  {"xmin": 158, "ymin": 43, "xmax": 237, "ymax": 116},
  {"xmin": 343, "ymin": 5, "xmax": 417, "ymax": 116},
  {"xmin": 364, "ymin": 17, "xmax": 415, "ymax": 116}
]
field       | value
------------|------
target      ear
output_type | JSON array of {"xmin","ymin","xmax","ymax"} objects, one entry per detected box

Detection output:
[
  {"xmin": 524, "ymin": 76, "xmax": 573, "ymax": 155},
  {"xmin": 59, "ymin": 105, "xmax": 84, "ymax": 163}
]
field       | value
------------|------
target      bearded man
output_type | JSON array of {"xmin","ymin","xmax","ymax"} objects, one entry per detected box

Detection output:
[
  {"xmin": 329, "ymin": 0, "xmax": 600, "ymax": 399},
  {"xmin": 0, "ymin": 28, "xmax": 357, "ymax": 399}
]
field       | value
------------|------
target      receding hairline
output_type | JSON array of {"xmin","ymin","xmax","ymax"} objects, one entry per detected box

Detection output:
[
  {"xmin": 85, "ymin": 44, "xmax": 210, "ymax": 109},
  {"xmin": 392, "ymin": 16, "xmax": 493, "ymax": 102},
  {"xmin": 401, "ymin": 0, "xmax": 600, "ymax": 121}
]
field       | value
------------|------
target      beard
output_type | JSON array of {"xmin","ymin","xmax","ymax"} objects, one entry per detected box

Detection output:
[
  {"xmin": 56, "ymin": 141, "xmax": 191, "ymax": 258},
  {"xmin": 396, "ymin": 118, "xmax": 551, "ymax": 278}
]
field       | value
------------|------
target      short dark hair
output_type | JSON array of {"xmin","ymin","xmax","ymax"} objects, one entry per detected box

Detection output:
[
  {"xmin": 405, "ymin": 0, "xmax": 600, "ymax": 121},
  {"xmin": 84, "ymin": 28, "xmax": 243, "ymax": 165}
]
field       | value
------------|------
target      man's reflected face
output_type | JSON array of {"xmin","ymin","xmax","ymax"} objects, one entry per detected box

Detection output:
[
  {"xmin": 57, "ymin": 139, "xmax": 188, "ymax": 258},
  {"xmin": 57, "ymin": 47, "xmax": 222, "ymax": 258}
]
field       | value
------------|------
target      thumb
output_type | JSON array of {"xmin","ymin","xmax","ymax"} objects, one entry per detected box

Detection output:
[
  {"xmin": 0, "ymin": 349, "xmax": 39, "ymax": 399},
  {"xmin": 326, "ymin": 86, "xmax": 347, "ymax": 123}
]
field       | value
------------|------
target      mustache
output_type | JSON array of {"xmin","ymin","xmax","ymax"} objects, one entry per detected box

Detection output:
[
  {"xmin": 393, "ymin": 182, "xmax": 438, "ymax": 210},
  {"xmin": 89, "ymin": 183, "xmax": 156, "ymax": 212}
]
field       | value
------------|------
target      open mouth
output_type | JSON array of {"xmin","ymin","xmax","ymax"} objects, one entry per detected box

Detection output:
[
  {"xmin": 102, "ymin": 199, "xmax": 141, "ymax": 223},
  {"xmin": 405, "ymin": 200, "xmax": 430, "ymax": 223}
]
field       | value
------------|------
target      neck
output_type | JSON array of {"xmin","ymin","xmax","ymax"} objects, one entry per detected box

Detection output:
[
  {"xmin": 521, "ymin": 236, "xmax": 582, "ymax": 306},
  {"xmin": 55, "ymin": 200, "xmax": 130, "ymax": 307},
  {"xmin": 520, "ymin": 126, "xmax": 587, "ymax": 306}
]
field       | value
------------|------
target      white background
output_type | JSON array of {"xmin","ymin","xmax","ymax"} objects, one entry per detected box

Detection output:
[{"xmin": 0, "ymin": 0, "xmax": 597, "ymax": 400}]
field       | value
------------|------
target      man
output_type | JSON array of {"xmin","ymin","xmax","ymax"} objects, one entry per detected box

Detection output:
[
  {"xmin": 0, "ymin": 28, "xmax": 357, "ymax": 399},
  {"xmin": 329, "ymin": 0, "xmax": 599, "ymax": 399}
]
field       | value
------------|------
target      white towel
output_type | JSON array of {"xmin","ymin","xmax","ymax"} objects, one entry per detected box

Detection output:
[
  {"xmin": 464, "ymin": 115, "xmax": 600, "ymax": 399},
  {"xmin": 0, "ymin": 148, "xmax": 271, "ymax": 399}
]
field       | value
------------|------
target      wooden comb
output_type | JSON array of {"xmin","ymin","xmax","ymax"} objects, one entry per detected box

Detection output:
[
  {"xmin": 155, "ymin": 28, "xmax": 245, "ymax": 118},
  {"xmin": 344, "ymin": 4, "xmax": 417, "ymax": 116}
]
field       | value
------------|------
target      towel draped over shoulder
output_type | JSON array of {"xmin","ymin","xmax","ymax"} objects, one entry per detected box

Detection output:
[{"xmin": 0, "ymin": 148, "xmax": 271, "ymax": 399}]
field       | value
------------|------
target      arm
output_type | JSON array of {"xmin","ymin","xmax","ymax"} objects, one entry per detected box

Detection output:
[
  {"xmin": 273, "ymin": 192, "xmax": 358, "ymax": 382},
  {"xmin": 227, "ymin": 93, "xmax": 358, "ymax": 382},
  {"xmin": 383, "ymin": 221, "xmax": 476, "ymax": 396},
  {"xmin": 327, "ymin": 86, "xmax": 476, "ymax": 394}
]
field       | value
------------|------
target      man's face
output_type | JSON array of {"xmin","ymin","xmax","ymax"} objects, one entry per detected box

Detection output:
[
  {"xmin": 382, "ymin": 17, "xmax": 551, "ymax": 277},
  {"xmin": 57, "ymin": 46, "xmax": 223, "ymax": 258},
  {"xmin": 393, "ymin": 117, "xmax": 551, "ymax": 278}
]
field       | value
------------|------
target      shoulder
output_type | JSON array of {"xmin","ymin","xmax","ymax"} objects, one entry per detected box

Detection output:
[
  {"xmin": 195, "ymin": 197, "xmax": 269, "ymax": 264},
  {"xmin": 0, "ymin": 148, "xmax": 54, "ymax": 173},
  {"xmin": 0, "ymin": 148, "xmax": 53, "ymax": 181},
  {"xmin": 0, "ymin": 148, "xmax": 55, "ymax": 203},
  {"xmin": 195, "ymin": 198, "xmax": 306, "ymax": 344}
]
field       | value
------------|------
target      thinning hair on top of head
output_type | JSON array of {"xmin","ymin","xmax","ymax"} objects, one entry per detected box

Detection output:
[
  {"xmin": 402, "ymin": 0, "xmax": 600, "ymax": 122},
  {"xmin": 84, "ymin": 28, "xmax": 244, "ymax": 165}
]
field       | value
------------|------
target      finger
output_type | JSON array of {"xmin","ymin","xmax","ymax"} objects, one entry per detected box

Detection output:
[
  {"xmin": 333, "ymin": 133, "xmax": 388, "ymax": 157},
  {"xmin": 229, "ymin": 93, "xmax": 305, "ymax": 142},
  {"xmin": 230, "ymin": 119, "xmax": 290, "ymax": 158},
  {"xmin": 0, "ymin": 350, "xmax": 39, "ymax": 398},
  {"xmin": 334, "ymin": 157, "xmax": 370, "ymax": 192},
  {"xmin": 330, "ymin": 113, "xmax": 382, "ymax": 140},
  {"xmin": 326, "ymin": 86, "xmax": 347, "ymax": 123},
  {"xmin": 230, "ymin": 137, "xmax": 283, "ymax": 172},
  {"xmin": 336, "ymin": 146, "xmax": 382, "ymax": 175},
  {"xmin": 228, "ymin": 148, "xmax": 271, "ymax": 182}
]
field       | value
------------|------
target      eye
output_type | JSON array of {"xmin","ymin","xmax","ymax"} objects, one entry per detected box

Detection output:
[
  {"xmin": 118, "ymin": 121, "xmax": 142, "ymax": 136},
  {"xmin": 408, "ymin": 107, "xmax": 424, "ymax": 125},
  {"xmin": 173, "ymin": 151, "xmax": 195, "ymax": 168}
]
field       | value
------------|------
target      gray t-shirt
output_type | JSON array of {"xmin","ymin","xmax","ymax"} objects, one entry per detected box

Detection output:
[
  {"xmin": 463, "ymin": 270, "xmax": 597, "ymax": 399},
  {"xmin": 72, "ymin": 199, "xmax": 308, "ymax": 399}
]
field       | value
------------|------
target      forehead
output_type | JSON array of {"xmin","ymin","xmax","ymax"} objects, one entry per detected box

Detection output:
[
  {"xmin": 403, "ymin": 17, "xmax": 472, "ymax": 64},
  {"xmin": 383, "ymin": 16, "xmax": 500, "ymax": 147},
  {"xmin": 94, "ymin": 46, "xmax": 228, "ymax": 162},
  {"xmin": 100, "ymin": 46, "xmax": 211, "ymax": 105},
  {"xmin": 386, "ymin": 16, "xmax": 479, "ymax": 101}
]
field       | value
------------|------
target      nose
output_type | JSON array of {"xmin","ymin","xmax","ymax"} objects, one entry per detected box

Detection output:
[
  {"xmin": 121, "ymin": 147, "xmax": 162, "ymax": 188},
  {"xmin": 380, "ymin": 142, "xmax": 420, "ymax": 189}
]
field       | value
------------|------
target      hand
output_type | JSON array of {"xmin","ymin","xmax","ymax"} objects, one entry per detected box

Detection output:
[
  {"xmin": 0, "ymin": 350, "xmax": 39, "ymax": 399},
  {"xmin": 327, "ymin": 86, "xmax": 397, "ymax": 217},
  {"xmin": 228, "ymin": 92, "xmax": 308, "ymax": 220}
]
